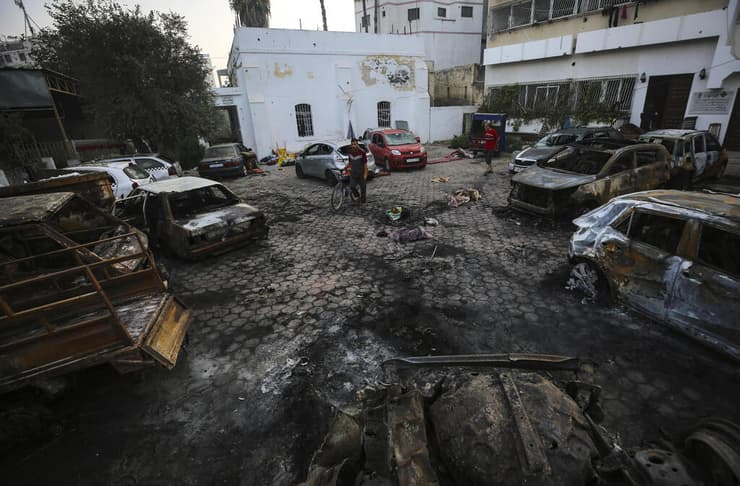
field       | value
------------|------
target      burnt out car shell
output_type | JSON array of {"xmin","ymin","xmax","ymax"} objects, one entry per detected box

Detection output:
[
  {"xmin": 569, "ymin": 190, "xmax": 740, "ymax": 360},
  {"xmin": 508, "ymin": 143, "xmax": 671, "ymax": 216},
  {"xmin": 118, "ymin": 177, "xmax": 268, "ymax": 259}
]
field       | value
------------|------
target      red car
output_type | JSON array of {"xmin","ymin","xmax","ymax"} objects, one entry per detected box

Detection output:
[{"xmin": 366, "ymin": 129, "xmax": 427, "ymax": 171}]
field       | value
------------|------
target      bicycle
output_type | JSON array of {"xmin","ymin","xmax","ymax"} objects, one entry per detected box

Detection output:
[{"xmin": 330, "ymin": 168, "xmax": 358, "ymax": 210}]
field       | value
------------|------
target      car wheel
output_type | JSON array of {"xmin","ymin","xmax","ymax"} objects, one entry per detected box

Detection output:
[
  {"xmin": 296, "ymin": 164, "xmax": 305, "ymax": 178},
  {"xmin": 325, "ymin": 170, "xmax": 338, "ymax": 186},
  {"xmin": 568, "ymin": 261, "xmax": 612, "ymax": 305}
]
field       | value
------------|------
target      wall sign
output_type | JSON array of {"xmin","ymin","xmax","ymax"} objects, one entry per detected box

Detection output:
[{"xmin": 688, "ymin": 90, "xmax": 734, "ymax": 114}]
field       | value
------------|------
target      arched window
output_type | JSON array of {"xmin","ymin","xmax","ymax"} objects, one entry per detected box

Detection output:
[
  {"xmin": 295, "ymin": 103, "xmax": 314, "ymax": 137},
  {"xmin": 377, "ymin": 101, "xmax": 391, "ymax": 128}
]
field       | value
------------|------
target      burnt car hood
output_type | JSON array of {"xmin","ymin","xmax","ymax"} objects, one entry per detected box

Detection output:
[
  {"xmin": 516, "ymin": 146, "xmax": 564, "ymax": 161},
  {"xmin": 512, "ymin": 167, "xmax": 597, "ymax": 190},
  {"xmin": 176, "ymin": 203, "xmax": 262, "ymax": 236}
]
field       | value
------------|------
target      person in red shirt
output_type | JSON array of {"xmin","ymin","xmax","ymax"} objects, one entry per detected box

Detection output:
[
  {"xmin": 484, "ymin": 123, "xmax": 499, "ymax": 175},
  {"xmin": 346, "ymin": 138, "xmax": 368, "ymax": 203}
]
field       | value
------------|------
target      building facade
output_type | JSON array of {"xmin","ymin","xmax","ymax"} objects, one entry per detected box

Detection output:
[
  {"xmin": 217, "ymin": 28, "xmax": 431, "ymax": 157},
  {"xmin": 483, "ymin": 0, "xmax": 740, "ymax": 147},
  {"xmin": 353, "ymin": 0, "xmax": 487, "ymax": 70},
  {"xmin": 0, "ymin": 37, "xmax": 34, "ymax": 68}
]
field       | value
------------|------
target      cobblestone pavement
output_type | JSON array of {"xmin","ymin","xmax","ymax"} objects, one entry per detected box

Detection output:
[{"xmin": 3, "ymin": 152, "xmax": 739, "ymax": 485}]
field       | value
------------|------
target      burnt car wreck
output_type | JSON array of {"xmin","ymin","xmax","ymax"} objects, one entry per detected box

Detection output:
[
  {"xmin": 569, "ymin": 190, "xmax": 740, "ymax": 361},
  {"xmin": 0, "ymin": 193, "xmax": 191, "ymax": 392},
  {"xmin": 114, "ymin": 176, "xmax": 268, "ymax": 259},
  {"xmin": 509, "ymin": 142, "xmax": 671, "ymax": 217},
  {"xmin": 305, "ymin": 354, "xmax": 740, "ymax": 486}
]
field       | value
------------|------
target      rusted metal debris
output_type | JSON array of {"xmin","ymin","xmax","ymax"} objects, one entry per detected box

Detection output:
[
  {"xmin": 0, "ymin": 192, "xmax": 191, "ymax": 393},
  {"xmin": 383, "ymin": 353, "xmax": 580, "ymax": 371},
  {"xmin": 0, "ymin": 171, "xmax": 115, "ymax": 210}
]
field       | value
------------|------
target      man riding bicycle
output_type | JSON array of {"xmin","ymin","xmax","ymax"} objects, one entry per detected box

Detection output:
[{"xmin": 346, "ymin": 138, "xmax": 368, "ymax": 203}]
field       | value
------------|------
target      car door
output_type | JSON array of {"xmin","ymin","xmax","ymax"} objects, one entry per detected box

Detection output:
[
  {"xmin": 634, "ymin": 147, "xmax": 670, "ymax": 190},
  {"xmin": 703, "ymin": 132, "xmax": 723, "ymax": 175},
  {"xmin": 667, "ymin": 222, "xmax": 740, "ymax": 354},
  {"xmin": 301, "ymin": 144, "xmax": 322, "ymax": 176},
  {"xmin": 370, "ymin": 133, "xmax": 384, "ymax": 160},
  {"xmin": 317, "ymin": 144, "xmax": 335, "ymax": 174},
  {"xmin": 598, "ymin": 150, "xmax": 637, "ymax": 202},
  {"xmin": 691, "ymin": 134, "xmax": 708, "ymax": 177},
  {"xmin": 600, "ymin": 209, "xmax": 689, "ymax": 321}
]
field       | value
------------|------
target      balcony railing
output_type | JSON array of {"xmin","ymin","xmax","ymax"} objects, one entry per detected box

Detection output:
[{"xmin": 490, "ymin": 0, "xmax": 632, "ymax": 35}]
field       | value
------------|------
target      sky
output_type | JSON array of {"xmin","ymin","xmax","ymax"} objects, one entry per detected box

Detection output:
[{"xmin": 0, "ymin": 0, "xmax": 356, "ymax": 68}]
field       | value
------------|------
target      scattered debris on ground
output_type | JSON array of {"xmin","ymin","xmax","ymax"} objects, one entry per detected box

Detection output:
[{"xmin": 388, "ymin": 226, "xmax": 432, "ymax": 243}]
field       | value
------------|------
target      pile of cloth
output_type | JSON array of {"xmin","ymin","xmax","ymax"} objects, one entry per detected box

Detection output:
[
  {"xmin": 448, "ymin": 188, "xmax": 480, "ymax": 207},
  {"xmin": 388, "ymin": 227, "xmax": 432, "ymax": 243},
  {"xmin": 431, "ymin": 176, "xmax": 449, "ymax": 183}
]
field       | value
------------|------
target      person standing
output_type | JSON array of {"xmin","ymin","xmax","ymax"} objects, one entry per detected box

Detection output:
[
  {"xmin": 484, "ymin": 122, "xmax": 499, "ymax": 175},
  {"xmin": 347, "ymin": 138, "xmax": 368, "ymax": 203}
]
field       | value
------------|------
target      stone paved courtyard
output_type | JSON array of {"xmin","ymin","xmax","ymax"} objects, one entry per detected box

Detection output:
[{"xmin": 3, "ymin": 153, "xmax": 739, "ymax": 485}]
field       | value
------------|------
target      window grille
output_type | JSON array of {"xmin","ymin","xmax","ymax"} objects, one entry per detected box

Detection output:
[
  {"xmin": 438, "ymin": 7, "xmax": 446, "ymax": 17},
  {"xmin": 377, "ymin": 101, "xmax": 391, "ymax": 128},
  {"xmin": 295, "ymin": 104, "xmax": 314, "ymax": 137},
  {"xmin": 408, "ymin": 8, "xmax": 420, "ymax": 21},
  {"xmin": 461, "ymin": 6, "xmax": 473, "ymax": 17}
]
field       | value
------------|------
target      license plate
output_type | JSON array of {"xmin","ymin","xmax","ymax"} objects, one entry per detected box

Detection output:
[
  {"xmin": 210, "ymin": 163, "xmax": 224, "ymax": 168},
  {"xmin": 406, "ymin": 158, "xmax": 419, "ymax": 163}
]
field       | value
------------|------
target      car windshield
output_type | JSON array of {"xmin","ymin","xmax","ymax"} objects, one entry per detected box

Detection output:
[
  {"xmin": 385, "ymin": 132, "xmax": 418, "ymax": 146},
  {"xmin": 169, "ymin": 185, "xmax": 239, "ymax": 219},
  {"xmin": 123, "ymin": 164, "xmax": 150, "ymax": 180},
  {"xmin": 204, "ymin": 146, "xmax": 236, "ymax": 158},
  {"xmin": 644, "ymin": 138, "xmax": 681, "ymax": 156},
  {"xmin": 540, "ymin": 147, "xmax": 611, "ymax": 175},
  {"xmin": 535, "ymin": 133, "xmax": 578, "ymax": 148}
]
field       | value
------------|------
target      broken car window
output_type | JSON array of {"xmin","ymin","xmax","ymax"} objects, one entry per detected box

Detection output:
[
  {"xmin": 169, "ymin": 185, "xmax": 238, "ymax": 220},
  {"xmin": 635, "ymin": 150, "xmax": 659, "ymax": 167},
  {"xmin": 606, "ymin": 153, "xmax": 634, "ymax": 175},
  {"xmin": 541, "ymin": 147, "xmax": 610, "ymax": 175},
  {"xmin": 693, "ymin": 135, "xmax": 705, "ymax": 154},
  {"xmin": 628, "ymin": 211, "xmax": 685, "ymax": 254},
  {"xmin": 136, "ymin": 158, "xmax": 164, "ymax": 170},
  {"xmin": 122, "ymin": 164, "xmax": 150, "ymax": 180},
  {"xmin": 706, "ymin": 133, "xmax": 722, "ymax": 151},
  {"xmin": 697, "ymin": 225, "xmax": 740, "ymax": 279}
]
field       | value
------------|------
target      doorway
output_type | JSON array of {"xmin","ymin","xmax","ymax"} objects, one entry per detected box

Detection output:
[
  {"xmin": 724, "ymin": 92, "xmax": 740, "ymax": 150},
  {"xmin": 640, "ymin": 74, "xmax": 694, "ymax": 130}
]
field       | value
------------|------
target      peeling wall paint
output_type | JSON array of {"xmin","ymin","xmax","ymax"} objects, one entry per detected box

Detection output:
[
  {"xmin": 273, "ymin": 63, "xmax": 293, "ymax": 78},
  {"xmin": 361, "ymin": 56, "xmax": 414, "ymax": 90}
]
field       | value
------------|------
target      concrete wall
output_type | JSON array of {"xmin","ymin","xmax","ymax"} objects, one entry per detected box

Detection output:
[
  {"xmin": 486, "ymin": 0, "xmax": 726, "ymax": 49},
  {"xmin": 227, "ymin": 28, "xmax": 431, "ymax": 157},
  {"xmin": 431, "ymin": 64, "xmax": 484, "ymax": 106},
  {"xmin": 429, "ymin": 105, "xmax": 478, "ymax": 141},
  {"xmin": 353, "ymin": 0, "xmax": 485, "ymax": 69}
]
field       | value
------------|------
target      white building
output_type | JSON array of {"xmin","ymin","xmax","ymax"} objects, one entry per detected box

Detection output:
[
  {"xmin": 483, "ymin": 0, "xmax": 740, "ymax": 148},
  {"xmin": 0, "ymin": 37, "xmax": 34, "ymax": 68},
  {"xmin": 353, "ymin": 0, "xmax": 487, "ymax": 70},
  {"xmin": 216, "ymin": 28, "xmax": 431, "ymax": 157}
]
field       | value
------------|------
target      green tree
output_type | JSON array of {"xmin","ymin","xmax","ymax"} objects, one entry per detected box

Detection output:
[
  {"xmin": 0, "ymin": 113, "xmax": 34, "ymax": 169},
  {"xmin": 230, "ymin": 0, "xmax": 270, "ymax": 27},
  {"xmin": 33, "ymin": 0, "xmax": 218, "ymax": 153}
]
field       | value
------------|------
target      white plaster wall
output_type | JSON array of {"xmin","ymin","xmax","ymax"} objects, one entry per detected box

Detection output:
[
  {"xmin": 353, "ymin": 0, "xmax": 484, "ymax": 69},
  {"xmin": 229, "ymin": 29, "xmax": 431, "ymax": 157},
  {"xmin": 429, "ymin": 105, "xmax": 478, "ymax": 141}
]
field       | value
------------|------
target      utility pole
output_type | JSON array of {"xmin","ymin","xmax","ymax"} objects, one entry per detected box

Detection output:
[{"xmin": 374, "ymin": 0, "xmax": 379, "ymax": 33}]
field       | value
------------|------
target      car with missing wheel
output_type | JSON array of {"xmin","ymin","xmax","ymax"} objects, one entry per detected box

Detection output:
[
  {"xmin": 508, "ymin": 140, "xmax": 671, "ymax": 217},
  {"xmin": 509, "ymin": 126, "xmax": 623, "ymax": 174},
  {"xmin": 568, "ymin": 190, "xmax": 740, "ymax": 360},
  {"xmin": 295, "ymin": 140, "xmax": 377, "ymax": 184},
  {"xmin": 198, "ymin": 143, "xmax": 257, "ymax": 178},
  {"xmin": 114, "ymin": 176, "xmax": 267, "ymax": 259},
  {"xmin": 366, "ymin": 128, "xmax": 426, "ymax": 171},
  {"xmin": 638, "ymin": 129, "xmax": 728, "ymax": 183}
]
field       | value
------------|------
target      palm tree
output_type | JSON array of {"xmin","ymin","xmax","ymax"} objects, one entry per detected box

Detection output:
[
  {"xmin": 230, "ymin": 0, "xmax": 270, "ymax": 28},
  {"xmin": 320, "ymin": 0, "xmax": 327, "ymax": 31}
]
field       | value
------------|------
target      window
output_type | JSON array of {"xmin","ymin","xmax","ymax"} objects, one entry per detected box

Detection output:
[
  {"xmin": 305, "ymin": 144, "xmax": 320, "ymax": 156},
  {"xmin": 438, "ymin": 7, "xmax": 446, "ymax": 17},
  {"xmin": 552, "ymin": 0, "xmax": 577, "ymax": 19},
  {"xmin": 372, "ymin": 133, "xmax": 384, "ymax": 146},
  {"xmin": 706, "ymin": 133, "xmax": 722, "ymax": 151},
  {"xmin": 628, "ymin": 211, "xmax": 686, "ymax": 254},
  {"xmin": 697, "ymin": 225, "xmax": 740, "ymax": 278},
  {"xmin": 122, "ymin": 164, "xmax": 150, "ymax": 180},
  {"xmin": 635, "ymin": 150, "xmax": 659, "ymax": 167},
  {"xmin": 408, "ymin": 7, "xmax": 420, "ymax": 21},
  {"xmin": 382, "ymin": 10, "xmax": 386, "ymax": 17},
  {"xmin": 361, "ymin": 14, "xmax": 371, "ymax": 28},
  {"xmin": 18, "ymin": 52, "xmax": 26, "ymax": 61},
  {"xmin": 3, "ymin": 55, "xmax": 11, "ymax": 63},
  {"xmin": 377, "ymin": 101, "xmax": 391, "ymax": 128},
  {"xmin": 135, "ymin": 158, "xmax": 165, "ymax": 170},
  {"xmin": 693, "ymin": 135, "xmax": 705, "ymax": 154},
  {"xmin": 204, "ymin": 146, "xmax": 237, "ymax": 158},
  {"xmin": 461, "ymin": 6, "xmax": 473, "ymax": 17},
  {"xmin": 295, "ymin": 103, "xmax": 314, "ymax": 137},
  {"xmin": 606, "ymin": 153, "xmax": 633, "ymax": 175}
]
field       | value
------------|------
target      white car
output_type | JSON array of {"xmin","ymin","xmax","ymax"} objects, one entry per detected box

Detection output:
[
  {"xmin": 63, "ymin": 164, "xmax": 154, "ymax": 199},
  {"xmin": 104, "ymin": 154, "xmax": 183, "ymax": 181}
]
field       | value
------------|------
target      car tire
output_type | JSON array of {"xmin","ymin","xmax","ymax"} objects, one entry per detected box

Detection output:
[
  {"xmin": 325, "ymin": 170, "xmax": 338, "ymax": 186},
  {"xmin": 419, "ymin": 164, "xmax": 426, "ymax": 170},
  {"xmin": 296, "ymin": 164, "xmax": 305, "ymax": 178}
]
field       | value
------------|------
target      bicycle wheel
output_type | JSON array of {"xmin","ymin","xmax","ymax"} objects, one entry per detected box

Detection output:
[{"xmin": 331, "ymin": 182, "xmax": 345, "ymax": 210}]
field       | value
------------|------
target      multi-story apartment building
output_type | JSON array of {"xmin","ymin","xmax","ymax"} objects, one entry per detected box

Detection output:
[
  {"xmin": 483, "ymin": 0, "xmax": 740, "ymax": 147},
  {"xmin": 0, "ymin": 37, "xmax": 34, "ymax": 68},
  {"xmin": 354, "ymin": 0, "xmax": 487, "ymax": 70}
]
